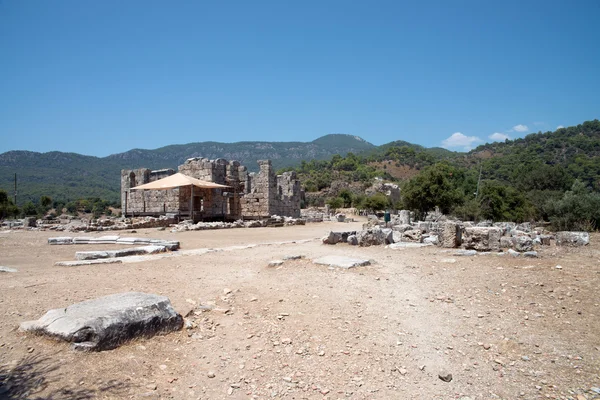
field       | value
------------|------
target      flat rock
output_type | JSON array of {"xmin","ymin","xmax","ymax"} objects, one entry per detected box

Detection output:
[
  {"xmin": 55, "ymin": 259, "xmax": 123, "ymax": 267},
  {"xmin": 20, "ymin": 292, "xmax": 183, "ymax": 351},
  {"xmin": 455, "ymin": 249, "xmax": 477, "ymax": 256},
  {"xmin": 387, "ymin": 242, "xmax": 432, "ymax": 249},
  {"xmin": 268, "ymin": 260, "xmax": 284, "ymax": 267},
  {"xmin": 283, "ymin": 255, "xmax": 304, "ymax": 260},
  {"xmin": 0, "ymin": 266, "xmax": 18, "ymax": 273},
  {"xmin": 313, "ymin": 256, "xmax": 370, "ymax": 269},
  {"xmin": 75, "ymin": 245, "xmax": 168, "ymax": 260}
]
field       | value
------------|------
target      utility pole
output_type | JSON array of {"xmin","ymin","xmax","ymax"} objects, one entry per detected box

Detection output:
[{"xmin": 475, "ymin": 165, "xmax": 482, "ymax": 198}]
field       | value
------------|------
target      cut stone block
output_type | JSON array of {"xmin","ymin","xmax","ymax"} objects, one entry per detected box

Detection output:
[
  {"xmin": 0, "ymin": 266, "xmax": 18, "ymax": 273},
  {"xmin": 462, "ymin": 227, "xmax": 502, "ymax": 251},
  {"xmin": 387, "ymin": 242, "xmax": 432, "ymax": 249},
  {"xmin": 20, "ymin": 292, "xmax": 183, "ymax": 351},
  {"xmin": 440, "ymin": 222, "xmax": 461, "ymax": 248},
  {"xmin": 313, "ymin": 256, "xmax": 370, "ymax": 269}
]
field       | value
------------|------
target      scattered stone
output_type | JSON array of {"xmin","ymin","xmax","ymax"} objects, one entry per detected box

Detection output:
[
  {"xmin": 507, "ymin": 249, "xmax": 520, "ymax": 257},
  {"xmin": 555, "ymin": 265, "xmax": 563, "ymax": 269},
  {"xmin": 207, "ymin": 371, "xmax": 215, "ymax": 378},
  {"xmin": 523, "ymin": 251, "xmax": 538, "ymax": 258},
  {"xmin": 438, "ymin": 371, "xmax": 453, "ymax": 382},
  {"xmin": 283, "ymin": 255, "xmax": 304, "ymax": 260},
  {"xmin": 347, "ymin": 235, "xmax": 358, "ymax": 246},
  {"xmin": 268, "ymin": 260, "xmax": 284, "ymax": 267},
  {"xmin": 0, "ymin": 266, "xmax": 18, "ymax": 273},
  {"xmin": 20, "ymin": 292, "xmax": 183, "ymax": 351},
  {"xmin": 455, "ymin": 250, "xmax": 477, "ymax": 256},
  {"xmin": 313, "ymin": 256, "xmax": 370, "ymax": 269}
]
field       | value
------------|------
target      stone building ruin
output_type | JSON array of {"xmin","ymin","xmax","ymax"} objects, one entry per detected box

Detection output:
[{"xmin": 121, "ymin": 158, "xmax": 302, "ymax": 221}]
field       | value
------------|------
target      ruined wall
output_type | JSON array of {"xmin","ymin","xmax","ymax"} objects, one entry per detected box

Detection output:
[
  {"xmin": 122, "ymin": 158, "xmax": 300, "ymax": 219},
  {"xmin": 240, "ymin": 160, "xmax": 301, "ymax": 218},
  {"xmin": 121, "ymin": 168, "xmax": 177, "ymax": 214}
]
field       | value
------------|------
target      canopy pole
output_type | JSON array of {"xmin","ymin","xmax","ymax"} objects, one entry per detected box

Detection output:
[{"xmin": 190, "ymin": 184, "xmax": 194, "ymax": 222}]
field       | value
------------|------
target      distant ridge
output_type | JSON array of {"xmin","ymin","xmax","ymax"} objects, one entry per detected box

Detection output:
[{"xmin": 0, "ymin": 134, "xmax": 376, "ymax": 204}]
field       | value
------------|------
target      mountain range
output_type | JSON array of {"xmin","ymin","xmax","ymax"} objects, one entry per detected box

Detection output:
[{"xmin": 0, "ymin": 134, "xmax": 378, "ymax": 204}]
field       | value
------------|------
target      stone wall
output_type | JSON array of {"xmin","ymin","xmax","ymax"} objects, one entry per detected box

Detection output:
[
  {"xmin": 240, "ymin": 160, "xmax": 301, "ymax": 219},
  {"xmin": 121, "ymin": 168, "xmax": 178, "ymax": 215}
]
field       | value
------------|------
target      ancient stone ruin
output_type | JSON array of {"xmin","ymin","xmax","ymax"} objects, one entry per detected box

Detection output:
[{"xmin": 121, "ymin": 158, "xmax": 302, "ymax": 221}]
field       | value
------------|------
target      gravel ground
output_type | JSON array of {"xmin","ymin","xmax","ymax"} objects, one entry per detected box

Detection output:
[{"xmin": 0, "ymin": 221, "xmax": 599, "ymax": 400}]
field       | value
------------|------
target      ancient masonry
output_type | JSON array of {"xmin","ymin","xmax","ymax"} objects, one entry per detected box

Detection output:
[{"xmin": 121, "ymin": 158, "xmax": 302, "ymax": 220}]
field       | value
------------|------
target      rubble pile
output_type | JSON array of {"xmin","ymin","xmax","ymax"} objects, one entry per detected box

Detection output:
[{"xmin": 321, "ymin": 210, "xmax": 590, "ymax": 254}]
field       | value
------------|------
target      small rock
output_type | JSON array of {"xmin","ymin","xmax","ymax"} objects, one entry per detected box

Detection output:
[
  {"xmin": 207, "ymin": 371, "xmax": 215, "ymax": 378},
  {"xmin": 483, "ymin": 343, "xmax": 491, "ymax": 350},
  {"xmin": 318, "ymin": 350, "xmax": 325, "ymax": 356},
  {"xmin": 555, "ymin": 265, "xmax": 563, "ymax": 269},
  {"xmin": 438, "ymin": 371, "xmax": 452, "ymax": 382},
  {"xmin": 146, "ymin": 383, "xmax": 157, "ymax": 390},
  {"xmin": 268, "ymin": 260, "xmax": 284, "ymax": 267},
  {"xmin": 223, "ymin": 288, "xmax": 232, "ymax": 295},
  {"xmin": 521, "ymin": 355, "xmax": 530, "ymax": 361},
  {"xmin": 399, "ymin": 368, "xmax": 407, "ymax": 375}
]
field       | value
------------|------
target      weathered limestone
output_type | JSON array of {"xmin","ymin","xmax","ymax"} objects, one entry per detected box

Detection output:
[
  {"xmin": 20, "ymin": 292, "xmax": 183, "ymax": 351},
  {"xmin": 313, "ymin": 256, "xmax": 370, "ymax": 269},
  {"xmin": 321, "ymin": 231, "xmax": 358, "ymax": 245},
  {"xmin": 0, "ymin": 266, "xmax": 18, "ymax": 273},
  {"xmin": 398, "ymin": 210, "xmax": 411, "ymax": 225},
  {"xmin": 49, "ymin": 236, "xmax": 180, "ymax": 250},
  {"xmin": 357, "ymin": 228, "xmax": 388, "ymax": 246},
  {"xmin": 555, "ymin": 231, "xmax": 590, "ymax": 246},
  {"xmin": 75, "ymin": 245, "xmax": 168, "ymax": 261},
  {"xmin": 440, "ymin": 222, "xmax": 461, "ymax": 248},
  {"xmin": 462, "ymin": 227, "xmax": 502, "ymax": 252}
]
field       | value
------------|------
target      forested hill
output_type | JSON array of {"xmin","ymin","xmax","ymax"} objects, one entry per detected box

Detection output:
[
  {"xmin": 468, "ymin": 119, "xmax": 600, "ymax": 190},
  {"xmin": 0, "ymin": 134, "xmax": 375, "ymax": 205}
]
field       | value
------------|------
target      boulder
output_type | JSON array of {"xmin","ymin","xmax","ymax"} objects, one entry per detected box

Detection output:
[
  {"xmin": 322, "ymin": 231, "xmax": 342, "ymax": 245},
  {"xmin": 556, "ymin": 231, "xmax": 590, "ymax": 246},
  {"xmin": 514, "ymin": 235, "xmax": 533, "ymax": 252},
  {"xmin": 439, "ymin": 222, "xmax": 461, "ymax": 248},
  {"xmin": 20, "ymin": 292, "xmax": 183, "ymax": 351},
  {"xmin": 500, "ymin": 236, "xmax": 513, "ymax": 249},
  {"xmin": 357, "ymin": 228, "xmax": 387, "ymax": 247},
  {"xmin": 335, "ymin": 213, "xmax": 346, "ymax": 222},
  {"xmin": 423, "ymin": 235, "xmax": 439, "ymax": 245},
  {"xmin": 462, "ymin": 227, "xmax": 501, "ymax": 251},
  {"xmin": 381, "ymin": 228, "xmax": 394, "ymax": 244},
  {"xmin": 347, "ymin": 235, "xmax": 358, "ymax": 246},
  {"xmin": 402, "ymin": 229, "xmax": 423, "ymax": 242}
]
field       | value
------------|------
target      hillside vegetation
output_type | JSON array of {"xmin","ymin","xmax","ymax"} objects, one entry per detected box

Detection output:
[
  {"xmin": 0, "ymin": 134, "xmax": 373, "ymax": 205},
  {"xmin": 291, "ymin": 120, "xmax": 600, "ymax": 229}
]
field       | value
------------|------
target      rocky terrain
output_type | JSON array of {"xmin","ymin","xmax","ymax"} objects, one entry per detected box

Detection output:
[{"xmin": 0, "ymin": 219, "xmax": 599, "ymax": 399}]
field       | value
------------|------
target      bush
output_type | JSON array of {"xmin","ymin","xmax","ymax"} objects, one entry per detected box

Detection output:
[{"xmin": 546, "ymin": 180, "xmax": 600, "ymax": 231}]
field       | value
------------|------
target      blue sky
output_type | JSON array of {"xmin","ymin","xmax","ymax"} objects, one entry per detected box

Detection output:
[{"xmin": 1, "ymin": 1, "xmax": 599, "ymax": 156}]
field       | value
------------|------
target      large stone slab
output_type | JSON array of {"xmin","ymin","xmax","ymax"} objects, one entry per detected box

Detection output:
[
  {"xmin": 0, "ymin": 266, "xmax": 18, "ymax": 273},
  {"xmin": 49, "ymin": 236, "xmax": 180, "ymax": 250},
  {"xmin": 55, "ymin": 259, "xmax": 123, "ymax": 267},
  {"xmin": 313, "ymin": 256, "xmax": 370, "ymax": 269},
  {"xmin": 75, "ymin": 245, "xmax": 168, "ymax": 260},
  {"xmin": 20, "ymin": 292, "xmax": 183, "ymax": 351}
]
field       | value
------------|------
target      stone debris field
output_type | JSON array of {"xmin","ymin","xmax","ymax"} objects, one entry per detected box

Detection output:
[{"xmin": 0, "ymin": 217, "xmax": 599, "ymax": 400}]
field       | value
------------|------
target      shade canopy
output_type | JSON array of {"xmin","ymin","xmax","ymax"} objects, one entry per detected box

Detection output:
[{"xmin": 130, "ymin": 173, "xmax": 231, "ymax": 191}]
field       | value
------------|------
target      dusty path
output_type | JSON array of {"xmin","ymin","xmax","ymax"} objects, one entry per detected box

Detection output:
[{"xmin": 0, "ymin": 223, "xmax": 599, "ymax": 399}]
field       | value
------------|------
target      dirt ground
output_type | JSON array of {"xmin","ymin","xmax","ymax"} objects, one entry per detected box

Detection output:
[{"xmin": 0, "ymin": 220, "xmax": 599, "ymax": 400}]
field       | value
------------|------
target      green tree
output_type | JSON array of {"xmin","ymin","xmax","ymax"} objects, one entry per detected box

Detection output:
[{"xmin": 401, "ymin": 163, "xmax": 465, "ymax": 219}]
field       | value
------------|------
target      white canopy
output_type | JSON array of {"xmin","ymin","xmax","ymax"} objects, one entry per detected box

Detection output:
[{"xmin": 130, "ymin": 173, "xmax": 231, "ymax": 190}]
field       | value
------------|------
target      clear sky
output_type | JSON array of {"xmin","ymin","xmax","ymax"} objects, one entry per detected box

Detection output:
[{"xmin": 1, "ymin": 1, "xmax": 599, "ymax": 156}]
